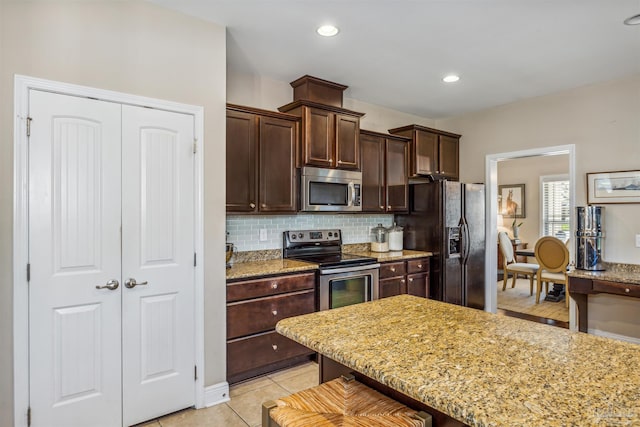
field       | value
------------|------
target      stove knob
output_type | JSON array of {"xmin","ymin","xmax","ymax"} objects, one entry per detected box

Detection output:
[
  {"xmin": 328, "ymin": 232, "xmax": 333, "ymax": 237},
  {"xmin": 298, "ymin": 233, "xmax": 304, "ymax": 238}
]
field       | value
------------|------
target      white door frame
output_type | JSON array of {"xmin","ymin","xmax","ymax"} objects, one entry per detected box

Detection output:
[
  {"xmin": 13, "ymin": 75, "xmax": 206, "ymax": 426},
  {"xmin": 484, "ymin": 144, "xmax": 576, "ymax": 328}
]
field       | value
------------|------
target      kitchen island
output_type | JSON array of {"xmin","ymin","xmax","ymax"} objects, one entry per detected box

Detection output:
[{"xmin": 276, "ymin": 295, "xmax": 640, "ymax": 427}]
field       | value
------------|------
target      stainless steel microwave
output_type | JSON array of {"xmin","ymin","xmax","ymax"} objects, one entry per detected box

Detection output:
[{"xmin": 300, "ymin": 167, "xmax": 362, "ymax": 212}]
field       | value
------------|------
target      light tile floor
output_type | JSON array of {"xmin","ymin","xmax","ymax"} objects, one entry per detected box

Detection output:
[{"xmin": 138, "ymin": 362, "xmax": 318, "ymax": 427}]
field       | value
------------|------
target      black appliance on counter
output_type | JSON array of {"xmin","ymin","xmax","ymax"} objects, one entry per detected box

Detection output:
[
  {"xmin": 395, "ymin": 181, "xmax": 485, "ymax": 309},
  {"xmin": 283, "ymin": 230, "xmax": 379, "ymax": 310}
]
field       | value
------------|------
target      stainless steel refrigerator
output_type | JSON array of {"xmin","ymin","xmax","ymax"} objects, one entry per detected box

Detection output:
[{"xmin": 395, "ymin": 181, "xmax": 485, "ymax": 309}]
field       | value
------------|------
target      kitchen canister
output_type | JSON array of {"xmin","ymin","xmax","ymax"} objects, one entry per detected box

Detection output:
[
  {"xmin": 370, "ymin": 223, "xmax": 389, "ymax": 252},
  {"xmin": 388, "ymin": 222, "xmax": 404, "ymax": 251}
]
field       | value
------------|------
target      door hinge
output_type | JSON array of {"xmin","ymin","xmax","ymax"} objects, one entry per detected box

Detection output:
[
  {"xmin": 194, "ymin": 365, "xmax": 198, "ymax": 380},
  {"xmin": 27, "ymin": 406, "xmax": 31, "ymax": 426},
  {"xmin": 194, "ymin": 252, "xmax": 197, "ymax": 267},
  {"xmin": 193, "ymin": 138, "xmax": 197, "ymax": 154},
  {"xmin": 26, "ymin": 117, "xmax": 32, "ymax": 137},
  {"xmin": 27, "ymin": 263, "xmax": 31, "ymax": 282}
]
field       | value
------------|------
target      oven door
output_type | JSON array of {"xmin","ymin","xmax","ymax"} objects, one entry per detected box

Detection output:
[{"xmin": 319, "ymin": 264, "xmax": 379, "ymax": 310}]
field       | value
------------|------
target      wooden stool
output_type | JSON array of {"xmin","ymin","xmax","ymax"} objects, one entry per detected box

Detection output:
[{"xmin": 262, "ymin": 374, "xmax": 432, "ymax": 427}]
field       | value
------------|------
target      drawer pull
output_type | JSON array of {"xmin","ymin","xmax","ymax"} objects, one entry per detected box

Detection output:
[
  {"xmin": 272, "ymin": 344, "xmax": 278, "ymax": 351},
  {"xmin": 408, "ymin": 278, "xmax": 413, "ymax": 282},
  {"xmin": 418, "ymin": 264, "xmax": 422, "ymax": 269},
  {"xmin": 272, "ymin": 310, "xmax": 278, "ymax": 316},
  {"xmin": 401, "ymin": 279, "xmax": 405, "ymax": 284},
  {"xmin": 390, "ymin": 267, "xmax": 396, "ymax": 272},
  {"xmin": 271, "ymin": 282, "xmax": 278, "ymax": 289},
  {"xmin": 625, "ymin": 288, "xmax": 630, "ymax": 293}
]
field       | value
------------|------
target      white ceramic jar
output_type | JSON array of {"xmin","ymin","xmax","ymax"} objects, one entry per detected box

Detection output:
[{"xmin": 388, "ymin": 222, "xmax": 404, "ymax": 251}]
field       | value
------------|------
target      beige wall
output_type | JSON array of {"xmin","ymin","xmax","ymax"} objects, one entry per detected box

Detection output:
[
  {"xmin": 438, "ymin": 74, "xmax": 640, "ymax": 339},
  {"xmin": 227, "ymin": 72, "xmax": 436, "ymax": 132},
  {"xmin": 0, "ymin": 1, "xmax": 227, "ymax": 424},
  {"xmin": 497, "ymin": 155, "xmax": 569, "ymax": 247}
]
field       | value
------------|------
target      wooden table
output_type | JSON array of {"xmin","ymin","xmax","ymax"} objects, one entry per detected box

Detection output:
[
  {"xmin": 276, "ymin": 295, "xmax": 640, "ymax": 427},
  {"xmin": 569, "ymin": 267, "xmax": 640, "ymax": 332}
]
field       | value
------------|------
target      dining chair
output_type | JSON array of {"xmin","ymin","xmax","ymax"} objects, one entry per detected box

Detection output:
[
  {"xmin": 498, "ymin": 231, "xmax": 539, "ymax": 295},
  {"xmin": 534, "ymin": 236, "xmax": 570, "ymax": 306}
]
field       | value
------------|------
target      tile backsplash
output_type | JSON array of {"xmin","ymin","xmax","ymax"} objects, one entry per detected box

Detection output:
[{"xmin": 226, "ymin": 214, "xmax": 394, "ymax": 251}]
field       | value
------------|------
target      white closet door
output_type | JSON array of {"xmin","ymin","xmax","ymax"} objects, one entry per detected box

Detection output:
[
  {"xmin": 121, "ymin": 105, "xmax": 196, "ymax": 426},
  {"xmin": 28, "ymin": 90, "xmax": 123, "ymax": 427}
]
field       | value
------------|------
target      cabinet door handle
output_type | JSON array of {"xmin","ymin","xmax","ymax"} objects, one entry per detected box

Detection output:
[
  {"xmin": 408, "ymin": 278, "xmax": 413, "ymax": 282},
  {"xmin": 418, "ymin": 264, "xmax": 422, "ymax": 269},
  {"xmin": 272, "ymin": 310, "xmax": 278, "ymax": 316},
  {"xmin": 390, "ymin": 267, "xmax": 396, "ymax": 272},
  {"xmin": 271, "ymin": 282, "xmax": 278, "ymax": 289},
  {"xmin": 401, "ymin": 279, "xmax": 406, "ymax": 284},
  {"xmin": 272, "ymin": 344, "xmax": 278, "ymax": 351},
  {"xmin": 337, "ymin": 160, "xmax": 343, "ymax": 164},
  {"xmin": 380, "ymin": 205, "xmax": 384, "ymax": 209},
  {"xmin": 249, "ymin": 202, "xmax": 256, "ymax": 209},
  {"xmin": 625, "ymin": 288, "xmax": 630, "ymax": 293},
  {"xmin": 387, "ymin": 205, "xmax": 391, "ymax": 209},
  {"xmin": 261, "ymin": 203, "xmax": 266, "ymax": 208}
]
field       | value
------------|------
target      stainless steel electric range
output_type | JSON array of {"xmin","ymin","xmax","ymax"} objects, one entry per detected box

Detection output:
[{"xmin": 283, "ymin": 229, "xmax": 379, "ymax": 310}]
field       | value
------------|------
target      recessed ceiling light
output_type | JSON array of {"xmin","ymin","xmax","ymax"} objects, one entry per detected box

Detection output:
[
  {"xmin": 442, "ymin": 75, "xmax": 460, "ymax": 83},
  {"xmin": 624, "ymin": 13, "xmax": 640, "ymax": 25},
  {"xmin": 317, "ymin": 25, "xmax": 339, "ymax": 37}
]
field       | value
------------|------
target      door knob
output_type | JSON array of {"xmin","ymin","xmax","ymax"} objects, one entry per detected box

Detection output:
[
  {"xmin": 124, "ymin": 278, "xmax": 148, "ymax": 289},
  {"xmin": 96, "ymin": 279, "xmax": 119, "ymax": 290}
]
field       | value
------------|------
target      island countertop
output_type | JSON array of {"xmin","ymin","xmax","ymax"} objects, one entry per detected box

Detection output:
[{"xmin": 276, "ymin": 295, "xmax": 640, "ymax": 427}]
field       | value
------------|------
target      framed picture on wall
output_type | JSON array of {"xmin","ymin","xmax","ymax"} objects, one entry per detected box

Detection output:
[
  {"xmin": 587, "ymin": 170, "xmax": 640, "ymax": 204},
  {"xmin": 498, "ymin": 184, "xmax": 525, "ymax": 218}
]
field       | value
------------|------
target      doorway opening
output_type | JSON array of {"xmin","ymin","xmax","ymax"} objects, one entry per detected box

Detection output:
[{"xmin": 485, "ymin": 145, "xmax": 576, "ymax": 329}]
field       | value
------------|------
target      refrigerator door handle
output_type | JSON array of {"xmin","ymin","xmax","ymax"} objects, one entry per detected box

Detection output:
[{"xmin": 461, "ymin": 221, "xmax": 471, "ymax": 264}]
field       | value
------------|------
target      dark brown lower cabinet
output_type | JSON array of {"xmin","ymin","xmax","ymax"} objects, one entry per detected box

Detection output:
[
  {"xmin": 226, "ymin": 272, "xmax": 316, "ymax": 384},
  {"xmin": 379, "ymin": 257, "xmax": 430, "ymax": 299}
]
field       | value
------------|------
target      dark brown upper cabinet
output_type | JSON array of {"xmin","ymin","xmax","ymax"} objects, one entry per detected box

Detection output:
[
  {"xmin": 279, "ymin": 100, "xmax": 364, "ymax": 170},
  {"xmin": 388, "ymin": 124, "xmax": 460, "ymax": 181},
  {"xmin": 360, "ymin": 130, "xmax": 409, "ymax": 213},
  {"xmin": 226, "ymin": 104, "xmax": 299, "ymax": 213}
]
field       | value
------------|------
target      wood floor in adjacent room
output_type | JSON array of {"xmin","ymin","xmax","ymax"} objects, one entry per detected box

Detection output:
[{"xmin": 497, "ymin": 278, "xmax": 569, "ymax": 327}]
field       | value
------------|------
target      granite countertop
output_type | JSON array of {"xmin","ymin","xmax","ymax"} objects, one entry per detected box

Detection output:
[
  {"xmin": 568, "ymin": 263, "xmax": 640, "ymax": 285},
  {"xmin": 345, "ymin": 249, "xmax": 432, "ymax": 262},
  {"xmin": 226, "ymin": 248, "xmax": 431, "ymax": 280},
  {"xmin": 226, "ymin": 259, "xmax": 318, "ymax": 281},
  {"xmin": 276, "ymin": 295, "xmax": 640, "ymax": 427}
]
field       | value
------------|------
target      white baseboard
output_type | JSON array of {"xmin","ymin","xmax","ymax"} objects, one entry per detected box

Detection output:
[
  {"xmin": 588, "ymin": 328, "xmax": 640, "ymax": 345},
  {"xmin": 204, "ymin": 381, "xmax": 230, "ymax": 407}
]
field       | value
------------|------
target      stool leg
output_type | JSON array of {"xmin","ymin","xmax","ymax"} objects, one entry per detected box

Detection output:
[
  {"xmin": 413, "ymin": 411, "xmax": 433, "ymax": 427},
  {"xmin": 262, "ymin": 401, "xmax": 280, "ymax": 427}
]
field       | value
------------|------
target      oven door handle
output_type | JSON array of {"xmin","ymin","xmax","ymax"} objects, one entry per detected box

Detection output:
[{"xmin": 319, "ymin": 263, "xmax": 380, "ymax": 275}]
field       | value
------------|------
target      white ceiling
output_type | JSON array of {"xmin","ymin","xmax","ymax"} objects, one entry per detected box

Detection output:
[{"xmin": 150, "ymin": 0, "xmax": 640, "ymax": 119}]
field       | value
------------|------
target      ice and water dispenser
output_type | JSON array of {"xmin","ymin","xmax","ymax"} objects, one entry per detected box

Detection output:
[{"xmin": 575, "ymin": 206, "xmax": 605, "ymax": 271}]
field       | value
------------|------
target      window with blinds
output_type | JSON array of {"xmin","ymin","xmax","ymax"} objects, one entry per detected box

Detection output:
[{"xmin": 541, "ymin": 175, "xmax": 570, "ymax": 240}]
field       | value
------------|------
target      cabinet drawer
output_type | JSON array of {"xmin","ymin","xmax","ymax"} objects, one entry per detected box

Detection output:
[
  {"xmin": 227, "ymin": 331, "xmax": 313, "ymax": 378},
  {"xmin": 227, "ymin": 290, "xmax": 315, "ymax": 339},
  {"xmin": 593, "ymin": 280, "xmax": 640, "ymax": 298},
  {"xmin": 380, "ymin": 261, "xmax": 406, "ymax": 279},
  {"xmin": 407, "ymin": 258, "xmax": 429, "ymax": 274},
  {"xmin": 379, "ymin": 277, "xmax": 406, "ymax": 298},
  {"xmin": 227, "ymin": 272, "xmax": 315, "ymax": 302}
]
